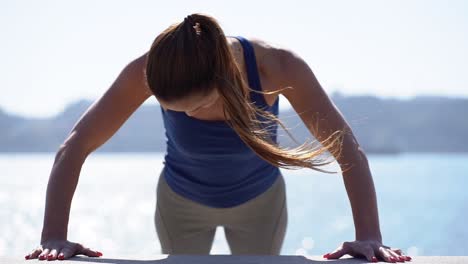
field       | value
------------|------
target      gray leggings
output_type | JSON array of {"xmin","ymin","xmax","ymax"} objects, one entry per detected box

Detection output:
[{"xmin": 154, "ymin": 170, "xmax": 288, "ymax": 255}]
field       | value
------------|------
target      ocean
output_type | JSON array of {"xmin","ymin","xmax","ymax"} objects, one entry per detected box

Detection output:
[{"xmin": 1, "ymin": 153, "xmax": 467, "ymax": 257}]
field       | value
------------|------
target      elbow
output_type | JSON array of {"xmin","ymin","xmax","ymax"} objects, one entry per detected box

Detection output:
[
  {"xmin": 337, "ymin": 135, "xmax": 369, "ymax": 170},
  {"xmin": 55, "ymin": 131, "xmax": 93, "ymax": 162}
]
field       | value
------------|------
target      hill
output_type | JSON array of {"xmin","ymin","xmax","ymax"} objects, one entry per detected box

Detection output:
[{"xmin": 1, "ymin": 95, "xmax": 467, "ymax": 153}]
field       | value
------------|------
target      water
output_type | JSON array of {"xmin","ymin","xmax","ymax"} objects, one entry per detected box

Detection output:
[{"xmin": 1, "ymin": 153, "xmax": 467, "ymax": 257}]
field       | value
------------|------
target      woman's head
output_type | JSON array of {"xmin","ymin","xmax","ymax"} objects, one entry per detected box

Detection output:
[
  {"xmin": 146, "ymin": 14, "xmax": 234, "ymax": 104},
  {"xmin": 145, "ymin": 13, "xmax": 343, "ymax": 171}
]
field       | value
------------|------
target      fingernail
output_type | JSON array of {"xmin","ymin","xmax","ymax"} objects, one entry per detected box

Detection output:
[
  {"xmin": 58, "ymin": 255, "xmax": 64, "ymax": 260},
  {"xmin": 372, "ymin": 256, "xmax": 378, "ymax": 262},
  {"xmin": 39, "ymin": 255, "xmax": 46, "ymax": 260},
  {"xmin": 399, "ymin": 256, "xmax": 406, "ymax": 262},
  {"xmin": 97, "ymin": 251, "xmax": 103, "ymax": 257},
  {"xmin": 406, "ymin": 256, "xmax": 412, "ymax": 261},
  {"xmin": 390, "ymin": 256, "xmax": 397, "ymax": 262},
  {"xmin": 24, "ymin": 255, "xmax": 30, "ymax": 260}
]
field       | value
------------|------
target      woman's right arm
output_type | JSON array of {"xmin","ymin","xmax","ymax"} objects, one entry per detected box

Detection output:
[{"xmin": 26, "ymin": 53, "xmax": 153, "ymax": 261}]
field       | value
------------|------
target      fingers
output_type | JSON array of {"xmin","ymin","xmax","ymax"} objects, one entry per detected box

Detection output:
[
  {"xmin": 387, "ymin": 248, "xmax": 412, "ymax": 262},
  {"xmin": 395, "ymin": 252, "xmax": 412, "ymax": 262},
  {"xmin": 324, "ymin": 242, "xmax": 351, "ymax": 259},
  {"xmin": 26, "ymin": 242, "xmax": 102, "ymax": 261},
  {"xmin": 59, "ymin": 246, "xmax": 76, "ymax": 260},
  {"xmin": 379, "ymin": 246, "xmax": 406, "ymax": 263},
  {"xmin": 325, "ymin": 241, "xmax": 379, "ymax": 263},
  {"xmin": 359, "ymin": 244, "xmax": 378, "ymax": 263},
  {"xmin": 392, "ymin": 248, "xmax": 412, "ymax": 262},
  {"xmin": 47, "ymin": 249, "xmax": 59, "ymax": 261},
  {"xmin": 76, "ymin": 243, "xmax": 103, "ymax": 258},
  {"xmin": 379, "ymin": 246, "xmax": 396, "ymax": 263},
  {"xmin": 38, "ymin": 248, "xmax": 50, "ymax": 261},
  {"xmin": 388, "ymin": 249, "xmax": 405, "ymax": 262},
  {"xmin": 324, "ymin": 241, "xmax": 412, "ymax": 263},
  {"xmin": 35, "ymin": 246, "xmax": 64, "ymax": 261},
  {"xmin": 81, "ymin": 247, "xmax": 103, "ymax": 257},
  {"xmin": 25, "ymin": 247, "xmax": 42, "ymax": 260},
  {"xmin": 391, "ymin": 248, "xmax": 403, "ymax": 256}
]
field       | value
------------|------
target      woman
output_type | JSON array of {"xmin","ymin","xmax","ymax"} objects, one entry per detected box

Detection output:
[{"xmin": 25, "ymin": 14, "xmax": 410, "ymax": 263}]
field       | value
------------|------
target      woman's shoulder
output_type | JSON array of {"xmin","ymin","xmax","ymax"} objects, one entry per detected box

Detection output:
[
  {"xmin": 245, "ymin": 37, "xmax": 293, "ymax": 93},
  {"xmin": 124, "ymin": 52, "xmax": 153, "ymax": 97}
]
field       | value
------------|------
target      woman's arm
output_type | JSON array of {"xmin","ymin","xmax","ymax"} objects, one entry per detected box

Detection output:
[
  {"xmin": 28, "ymin": 54, "xmax": 152, "ymax": 261},
  {"xmin": 261, "ymin": 46, "xmax": 408, "ymax": 263},
  {"xmin": 274, "ymin": 49, "xmax": 382, "ymax": 241}
]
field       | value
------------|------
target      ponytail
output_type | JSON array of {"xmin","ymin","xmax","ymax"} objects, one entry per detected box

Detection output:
[{"xmin": 146, "ymin": 13, "xmax": 343, "ymax": 171}]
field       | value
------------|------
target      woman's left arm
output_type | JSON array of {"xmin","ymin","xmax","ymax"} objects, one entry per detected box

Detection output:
[{"xmin": 265, "ymin": 47, "xmax": 410, "ymax": 263}]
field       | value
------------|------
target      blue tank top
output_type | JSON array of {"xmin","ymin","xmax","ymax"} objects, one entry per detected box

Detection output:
[{"xmin": 161, "ymin": 36, "xmax": 280, "ymax": 208}]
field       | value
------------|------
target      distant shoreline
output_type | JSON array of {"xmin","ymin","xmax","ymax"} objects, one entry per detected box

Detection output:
[{"xmin": 2, "ymin": 95, "xmax": 467, "ymax": 153}]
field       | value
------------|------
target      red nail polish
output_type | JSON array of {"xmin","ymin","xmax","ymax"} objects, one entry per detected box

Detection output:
[
  {"xmin": 406, "ymin": 256, "xmax": 412, "ymax": 261},
  {"xmin": 25, "ymin": 255, "xmax": 30, "ymax": 260},
  {"xmin": 58, "ymin": 255, "xmax": 64, "ymax": 260},
  {"xmin": 97, "ymin": 251, "xmax": 103, "ymax": 257},
  {"xmin": 39, "ymin": 255, "xmax": 46, "ymax": 260},
  {"xmin": 372, "ymin": 256, "xmax": 378, "ymax": 262}
]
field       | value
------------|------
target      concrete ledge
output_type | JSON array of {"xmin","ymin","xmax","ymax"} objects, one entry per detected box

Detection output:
[{"xmin": 5, "ymin": 255, "xmax": 468, "ymax": 264}]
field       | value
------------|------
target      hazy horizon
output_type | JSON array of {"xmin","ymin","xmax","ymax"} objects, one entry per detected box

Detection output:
[
  {"xmin": 2, "ymin": 0, "xmax": 467, "ymax": 118},
  {"xmin": 2, "ymin": 93, "xmax": 467, "ymax": 119}
]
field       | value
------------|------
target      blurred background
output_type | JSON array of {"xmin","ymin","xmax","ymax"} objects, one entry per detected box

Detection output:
[{"xmin": 1, "ymin": 0, "xmax": 467, "ymax": 258}]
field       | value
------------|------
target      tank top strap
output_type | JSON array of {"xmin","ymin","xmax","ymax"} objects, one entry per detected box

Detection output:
[{"xmin": 231, "ymin": 36, "xmax": 268, "ymax": 108}]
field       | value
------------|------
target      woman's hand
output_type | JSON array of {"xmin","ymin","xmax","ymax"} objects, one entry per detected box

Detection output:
[
  {"xmin": 25, "ymin": 239, "xmax": 102, "ymax": 261},
  {"xmin": 323, "ymin": 240, "xmax": 412, "ymax": 263}
]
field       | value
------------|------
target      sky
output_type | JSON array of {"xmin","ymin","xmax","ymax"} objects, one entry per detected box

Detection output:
[{"xmin": 1, "ymin": 0, "xmax": 467, "ymax": 118}]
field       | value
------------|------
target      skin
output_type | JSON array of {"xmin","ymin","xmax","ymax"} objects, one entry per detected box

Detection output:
[
  {"xmin": 159, "ymin": 89, "xmax": 222, "ymax": 119},
  {"xmin": 25, "ymin": 37, "xmax": 411, "ymax": 262}
]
